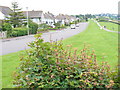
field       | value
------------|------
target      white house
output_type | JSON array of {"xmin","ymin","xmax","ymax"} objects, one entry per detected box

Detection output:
[
  {"xmin": 55, "ymin": 14, "xmax": 76, "ymax": 25},
  {"xmin": 22, "ymin": 10, "xmax": 44, "ymax": 25},
  {"xmin": 55, "ymin": 14, "xmax": 66, "ymax": 25},
  {"xmin": 23, "ymin": 11, "xmax": 55, "ymax": 27},
  {"xmin": 41, "ymin": 12, "xmax": 55, "ymax": 27},
  {"xmin": 0, "ymin": 6, "xmax": 12, "ymax": 20}
]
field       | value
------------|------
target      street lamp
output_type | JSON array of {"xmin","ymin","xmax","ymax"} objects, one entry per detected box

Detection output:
[{"xmin": 26, "ymin": 7, "xmax": 29, "ymax": 35}]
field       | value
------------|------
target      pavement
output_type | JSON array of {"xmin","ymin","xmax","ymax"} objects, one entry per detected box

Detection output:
[
  {"xmin": 0, "ymin": 22, "xmax": 89, "ymax": 55},
  {"xmin": 93, "ymin": 20, "xmax": 120, "ymax": 33}
]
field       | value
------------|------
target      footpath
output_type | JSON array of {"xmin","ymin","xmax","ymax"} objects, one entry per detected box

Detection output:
[{"xmin": 93, "ymin": 20, "xmax": 120, "ymax": 34}]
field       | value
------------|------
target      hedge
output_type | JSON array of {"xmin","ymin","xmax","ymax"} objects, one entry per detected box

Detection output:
[{"xmin": 12, "ymin": 27, "xmax": 28, "ymax": 37}]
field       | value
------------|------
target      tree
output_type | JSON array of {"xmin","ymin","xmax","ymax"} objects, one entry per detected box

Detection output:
[{"xmin": 7, "ymin": 2, "xmax": 25, "ymax": 28}]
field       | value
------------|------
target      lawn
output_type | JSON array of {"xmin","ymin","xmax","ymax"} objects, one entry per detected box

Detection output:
[
  {"xmin": 2, "ymin": 50, "xmax": 26, "ymax": 88},
  {"xmin": 1, "ymin": 20, "xmax": 118, "ymax": 88},
  {"xmin": 63, "ymin": 20, "xmax": 118, "ymax": 68},
  {"xmin": 99, "ymin": 21, "xmax": 119, "ymax": 31}
]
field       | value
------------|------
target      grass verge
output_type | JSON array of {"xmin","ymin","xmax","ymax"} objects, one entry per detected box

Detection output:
[
  {"xmin": 99, "ymin": 21, "xmax": 119, "ymax": 31},
  {"xmin": 2, "ymin": 50, "xmax": 26, "ymax": 88},
  {"xmin": 63, "ymin": 20, "xmax": 118, "ymax": 68}
]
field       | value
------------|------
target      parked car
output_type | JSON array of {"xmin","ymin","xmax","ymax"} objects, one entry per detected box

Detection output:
[{"xmin": 70, "ymin": 24, "xmax": 76, "ymax": 29}]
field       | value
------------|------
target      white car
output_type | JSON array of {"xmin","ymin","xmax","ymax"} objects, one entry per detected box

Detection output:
[{"xmin": 70, "ymin": 24, "xmax": 76, "ymax": 29}]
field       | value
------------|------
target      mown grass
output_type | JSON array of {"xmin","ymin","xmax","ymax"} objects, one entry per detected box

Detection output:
[
  {"xmin": 63, "ymin": 20, "xmax": 118, "ymax": 68},
  {"xmin": 1, "ymin": 20, "xmax": 118, "ymax": 88},
  {"xmin": 2, "ymin": 50, "xmax": 26, "ymax": 88},
  {"xmin": 99, "ymin": 22, "xmax": 119, "ymax": 31}
]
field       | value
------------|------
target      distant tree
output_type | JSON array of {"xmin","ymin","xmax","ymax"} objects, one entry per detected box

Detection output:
[{"xmin": 6, "ymin": 2, "xmax": 25, "ymax": 28}]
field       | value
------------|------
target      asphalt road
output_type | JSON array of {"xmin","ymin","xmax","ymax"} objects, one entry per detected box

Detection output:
[{"xmin": 1, "ymin": 22, "xmax": 89, "ymax": 55}]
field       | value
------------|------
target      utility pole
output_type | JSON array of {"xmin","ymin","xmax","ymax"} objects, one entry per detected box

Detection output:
[{"xmin": 26, "ymin": 7, "xmax": 29, "ymax": 35}]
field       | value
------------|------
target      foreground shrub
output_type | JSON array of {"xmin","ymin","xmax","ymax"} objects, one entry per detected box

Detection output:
[{"xmin": 13, "ymin": 34, "xmax": 118, "ymax": 88}]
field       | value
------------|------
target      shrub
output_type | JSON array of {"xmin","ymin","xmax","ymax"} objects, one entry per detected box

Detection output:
[
  {"xmin": 29, "ymin": 21, "xmax": 38, "ymax": 34},
  {"xmin": 37, "ymin": 28, "xmax": 48, "ymax": 33},
  {"xmin": 12, "ymin": 27, "xmax": 27, "ymax": 37},
  {"xmin": 54, "ymin": 22, "xmax": 61, "ymax": 29},
  {"xmin": 13, "ymin": 33, "xmax": 118, "ymax": 88},
  {"xmin": 39, "ymin": 23, "xmax": 50, "ymax": 29},
  {"xmin": 2, "ymin": 23, "xmax": 12, "ymax": 37}
]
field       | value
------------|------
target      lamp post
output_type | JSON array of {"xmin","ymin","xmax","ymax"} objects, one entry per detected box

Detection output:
[{"xmin": 26, "ymin": 7, "xmax": 29, "ymax": 35}]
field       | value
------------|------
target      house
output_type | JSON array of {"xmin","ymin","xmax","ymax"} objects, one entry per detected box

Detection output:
[
  {"xmin": 41, "ymin": 12, "xmax": 55, "ymax": 27},
  {"xmin": 0, "ymin": 6, "xmax": 12, "ymax": 20},
  {"xmin": 22, "ymin": 10, "xmax": 44, "ymax": 24},
  {"xmin": 22, "ymin": 11, "xmax": 55, "ymax": 27},
  {"xmin": 69, "ymin": 16, "xmax": 77, "ymax": 22},
  {"xmin": 55, "ymin": 14, "xmax": 66, "ymax": 25},
  {"xmin": 55, "ymin": 14, "xmax": 76, "ymax": 25}
]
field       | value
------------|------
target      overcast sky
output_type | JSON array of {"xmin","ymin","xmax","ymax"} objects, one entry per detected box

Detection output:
[{"xmin": 0, "ymin": 0, "xmax": 119, "ymax": 15}]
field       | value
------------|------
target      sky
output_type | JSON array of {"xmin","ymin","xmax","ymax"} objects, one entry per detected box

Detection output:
[{"xmin": 0, "ymin": 0, "xmax": 119, "ymax": 15}]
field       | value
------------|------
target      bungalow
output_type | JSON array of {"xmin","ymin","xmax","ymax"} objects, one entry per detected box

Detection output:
[
  {"xmin": 55, "ymin": 14, "xmax": 66, "ymax": 25},
  {"xmin": 0, "ymin": 6, "xmax": 12, "ymax": 20},
  {"xmin": 55, "ymin": 14, "xmax": 77, "ymax": 25},
  {"xmin": 41, "ymin": 12, "xmax": 55, "ymax": 27},
  {"xmin": 22, "ymin": 10, "xmax": 44, "ymax": 24},
  {"xmin": 69, "ymin": 16, "xmax": 77, "ymax": 22}
]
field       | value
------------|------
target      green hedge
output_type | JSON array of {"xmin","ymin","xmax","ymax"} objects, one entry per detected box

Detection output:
[
  {"xmin": 29, "ymin": 21, "xmax": 38, "ymax": 34},
  {"xmin": 12, "ymin": 27, "xmax": 28, "ymax": 37},
  {"xmin": 11, "ymin": 21, "xmax": 38, "ymax": 37}
]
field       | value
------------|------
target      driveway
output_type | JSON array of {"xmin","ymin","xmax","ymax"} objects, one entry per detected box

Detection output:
[{"xmin": 1, "ymin": 22, "xmax": 89, "ymax": 55}]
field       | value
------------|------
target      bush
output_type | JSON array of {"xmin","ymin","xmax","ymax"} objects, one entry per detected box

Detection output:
[
  {"xmin": 37, "ymin": 28, "xmax": 48, "ymax": 33},
  {"xmin": 12, "ymin": 27, "xmax": 28, "ymax": 37},
  {"xmin": 29, "ymin": 21, "xmax": 38, "ymax": 34},
  {"xmin": 39, "ymin": 23, "xmax": 50, "ymax": 29},
  {"xmin": 2, "ymin": 23, "xmax": 12, "ymax": 37},
  {"xmin": 54, "ymin": 22, "xmax": 61, "ymax": 29},
  {"xmin": 13, "ymin": 33, "xmax": 119, "ymax": 88},
  {"xmin": 60, "ymin": 25, "xmax": 66, "ymax": 29}
]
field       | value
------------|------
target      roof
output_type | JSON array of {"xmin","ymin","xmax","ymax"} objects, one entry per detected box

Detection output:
[
  {"xmin": 0, "ymin": 6, "xmax": 12, "ymax": 15},
  {"xmin": 70, "ymin": 16, "xmax": 76, "ymax": 20},
  {"xmin": 55, "ymin": 14, "xmax": 66, "ymax": 20},
  {"xmin": 22, "ymin": 10, "xmax": 43, "ymax": 18},
  {"xmin": 43, "ymin": 12, "xmax": 55, "ymax": 20},
  {"xmin": 55, "ymin": 14, "xmax": 73, "ymax": 20}
]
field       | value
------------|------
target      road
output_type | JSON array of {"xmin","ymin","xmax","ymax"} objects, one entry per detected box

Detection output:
[{"xmin": 0, "ymin": 22, "xmax": 89, "ymax": 55}]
